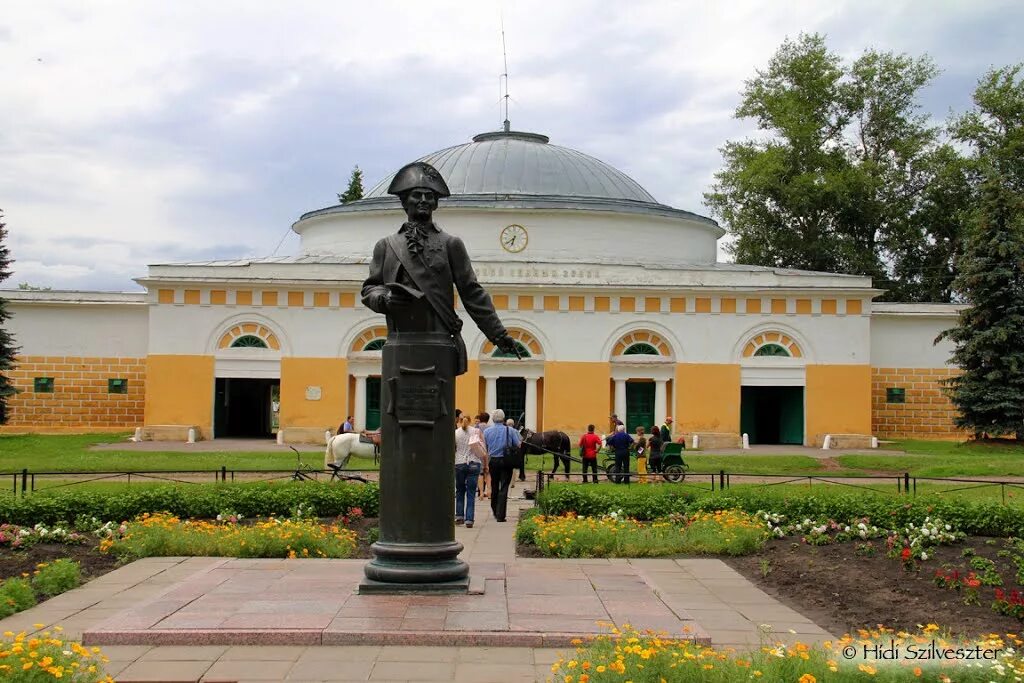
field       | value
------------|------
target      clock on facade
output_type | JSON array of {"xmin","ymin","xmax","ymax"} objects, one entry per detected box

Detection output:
[{"xmin": 500, "ymin": 224, "xmax": 528, "ymax": 253}]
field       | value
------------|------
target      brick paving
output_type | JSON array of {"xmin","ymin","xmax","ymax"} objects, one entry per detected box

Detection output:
[{"xmin": 0, "ymin": 497, "xmax": 833, "ymax": 681}]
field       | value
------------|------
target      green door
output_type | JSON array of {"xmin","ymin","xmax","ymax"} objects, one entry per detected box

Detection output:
[
  {"xmin": 365, "ymin": 377, "xmax": 382, "ymax": 431},
  {"xmin": 496, "ymin": 377, "xmax": 526, "ymax": 425},
  {"xmin": 778, "ymin": 387, "xmax": 804, "ymax": 445},
  {"xmin": 625, "ymin": 381, "xmax": 655, "ymax": 434}
]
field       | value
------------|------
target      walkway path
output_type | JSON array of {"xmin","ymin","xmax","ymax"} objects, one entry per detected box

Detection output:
[{"xmin": 0, "ymin": 494, "xmax": 833, "ymax": 682}]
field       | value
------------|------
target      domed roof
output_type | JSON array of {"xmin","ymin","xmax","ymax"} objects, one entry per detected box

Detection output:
[{"xmin": 364, "ymin": 130, "xmax": 658, "ymax": 204}]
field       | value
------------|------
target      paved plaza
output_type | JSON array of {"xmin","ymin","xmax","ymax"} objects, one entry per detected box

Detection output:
[{"xmin": 0, "ymin": 497, "xmax": 832, "ymax": 682}]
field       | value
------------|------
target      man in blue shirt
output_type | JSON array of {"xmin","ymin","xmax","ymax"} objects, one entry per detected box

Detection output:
[
  {"xmin": 605, "ymin": 424, "xmax": 634, "ymax": 484},
  {"xmin": 483, "ymin": 408, "xmax": 521, "ymax": 522}
]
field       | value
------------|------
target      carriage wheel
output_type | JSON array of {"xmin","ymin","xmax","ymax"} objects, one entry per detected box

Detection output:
[
  {"xmin": 663, "ymin": 464, "xmax": 685, "ymax": 483},
  {"xmin": 604, "ymin": 463, "xmax": 620, "ymax": 483}
]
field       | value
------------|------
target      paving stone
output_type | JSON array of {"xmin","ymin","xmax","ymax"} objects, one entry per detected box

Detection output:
[
  {"xmin": 452, "ymin": 662, "xmax": 538, "ymax": 682},
  {"xmin": 375, "ymin": 646, "xmax": 459, "ymax": 662},
  {"xmin": 220, "ymin": 645, "xmax": 308, "ymax": 661},
  {"xmin": 370, "ymin": 661, "xmax": 456, "ymax": 680},
  {"xmin": 286, "ymin": 659, "xmax": 375, "ymax": 680},
  {"xmin": 294, "ymin": 645, "xmax": 381, "ymax": 661},
  {"xmin": 138, "ymin": 645, "xmax": 229, "ymax": 661},
  {"xmin": 116, "ymin": 658, "xmax": 214, "ymax": 682},
  {"xmin": 201, "ymin": 658, "xmax": 295, "ymax": 681},
  {"xmin": 455, "ymin": 647, "xmax": 536, "ymax": 663}
]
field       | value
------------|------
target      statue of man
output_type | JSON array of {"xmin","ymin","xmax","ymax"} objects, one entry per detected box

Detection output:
[{"xmin": 361, "ymin": 161, "xmax": 520, "ymax": 370}]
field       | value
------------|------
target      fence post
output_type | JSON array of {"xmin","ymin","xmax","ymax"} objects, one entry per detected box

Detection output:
[
  {"xmin": 221, "ymin": 466, "xmax": 227, "ymax": 483},
  {"xmin": 536, "ymin": 469, "xmax": 543, "ymax": 497},
  {"xmin": 12, "ymin": 473, "xmax": 16, "ymax": 496},
  {"xmin": 1002, "ymin": 482, "xmax": 1006, "ymax": 506},
  {"xmin": 711, "ymin": 473, "xmax": 715, "ymax": 492},
  {"xmin": 21, "ymin": 469, "xmax": 28, "ymax": 497},
  {"xmin": 904, "ymin": 473, "xmax": 910, "ymax": 496},
  {"xmin": 719, "ymin": 469, "xmax": 725, "ymax": 491}
]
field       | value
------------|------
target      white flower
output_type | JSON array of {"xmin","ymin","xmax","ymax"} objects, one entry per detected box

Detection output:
[{"xmin": 920, "ymin": 552, "xmax": 928, "ymax": 561}]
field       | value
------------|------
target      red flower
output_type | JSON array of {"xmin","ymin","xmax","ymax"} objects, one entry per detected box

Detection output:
[{"xmin": 901, "ymin": 547, "xmax": 912, "ymax": 561}]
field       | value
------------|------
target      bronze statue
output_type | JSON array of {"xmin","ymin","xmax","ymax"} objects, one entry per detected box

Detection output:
[
  {"xmin": 359, "ymin": 161, "xmax": 518, "ymax": 591},
  {"xmin": 361, "ymin": 161, "xmax": 520, "ymax": 366}
]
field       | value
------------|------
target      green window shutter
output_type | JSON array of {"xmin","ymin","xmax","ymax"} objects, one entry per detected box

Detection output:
[
  {"xmin": 623, "ymin": 342, "xmax": 659, "ymax": 355},
  {"xmin": 231, "ymin": 335, "xmax": 268, "ymax": 348},
  {"xmin": 886, "ymin": 387, "xmax": 906, "ymax": 404},
  {"xmin": 754, "ymin": 343, "xmax": 790, "ymax": 357},
  {"xmin": 108, "ymin": 378, "xmax": 128, "ymax": 394},
  {"xmin": 34, "ymin": 377, "xmax": 55, "ymax": 393}
]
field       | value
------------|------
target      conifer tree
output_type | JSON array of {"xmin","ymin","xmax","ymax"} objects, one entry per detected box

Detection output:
[
  {"xmin": 338, "ymin": 165, "xmax": 365, "ymax": 204},
  {"xmin": 0, "ymin": 210, "xmax": 20, "ymax": 424},
  {"xmin": 939, "ymin": 66, "xmax": 1024, "ymax": 440}
]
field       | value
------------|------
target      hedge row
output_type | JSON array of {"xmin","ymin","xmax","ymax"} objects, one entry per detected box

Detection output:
[
  {"xmin": 536, "ymin": 484, "xmax": 1024, "ymax": 538},
  {"xmin": 0, "ymin": 482, "xmax": 379, "ymax": 525}
]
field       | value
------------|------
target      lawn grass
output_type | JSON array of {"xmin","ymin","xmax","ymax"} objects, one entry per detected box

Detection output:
[
  {"xmin": 682, "ymin": 454, "xmax": 826, "ymax": 474},
  {"xmin": 835, "ymin": 453, "xmax": 1024, "ymax": 478}
]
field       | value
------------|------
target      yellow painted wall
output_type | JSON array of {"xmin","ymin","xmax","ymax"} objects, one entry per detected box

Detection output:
[
  {"xmin": 542, "ymin": 361, "xmax": 611, "ymax": 433},
  {"xmin": 456, "ymin": 360, "xmax": 481, "ymax": 416},
  {"xmin": 280, "ymin": 358, "xmax": 348, "ymax": 429},
  {"xmin": 806, "ymin": 365, "xmax": 872, "ymax": 439},
  {"xmin": 144, "ymin": 355, "xmax": 215, "ymax": 435},
  {"xmin": 675, "ymin": 364, "xmax": 740, "ymax": 433}
]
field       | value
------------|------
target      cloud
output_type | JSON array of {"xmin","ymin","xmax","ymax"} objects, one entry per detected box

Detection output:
[{"xmin": 1, "ymin": 0, "xmax": 1022, "ymax": 289}]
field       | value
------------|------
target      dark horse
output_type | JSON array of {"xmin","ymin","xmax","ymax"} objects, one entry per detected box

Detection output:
[{"xmin": 519, "ymin": 428, "xmax": 572, "ymax": 480}]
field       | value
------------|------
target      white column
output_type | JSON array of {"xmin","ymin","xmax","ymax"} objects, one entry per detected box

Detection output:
[
  {"xmin": 354, "ymin": 374, "xmax": 367, "ymax": 431},
  {"xmin": 614, "ymin": 379, "xmax": 626, "ymax": 424},
  {"xmin": 484, "ymin": 376, "xmax": 497, "ymax": 412},
  {"xmin": 655, "ymin": 379, "xmax": 668, "ymax": 425},
  {"xmin": 525, "ymin": 378, "xmax": 538, "ymax": 430}
]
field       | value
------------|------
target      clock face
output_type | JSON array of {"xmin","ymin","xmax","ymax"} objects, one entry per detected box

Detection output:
[{"xmin": 500, "ymin": 224, "xmax": 528, "ymax": 253}]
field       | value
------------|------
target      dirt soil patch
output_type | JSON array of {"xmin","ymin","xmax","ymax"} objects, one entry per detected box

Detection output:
[
  {"xmin": 727, "ymin": 536, "xmax": 1024, "ymax": 637},
  {"xmin": 0, "ymin": 543, "xmax": 122, "ymax": 583}
]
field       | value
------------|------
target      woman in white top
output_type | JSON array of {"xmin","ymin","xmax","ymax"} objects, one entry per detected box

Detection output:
[{"xmin": 455, "ymin": 414, "xmax": 487, "ymax": 528}]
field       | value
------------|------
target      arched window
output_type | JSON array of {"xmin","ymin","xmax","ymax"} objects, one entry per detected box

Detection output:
[
  {"xmin": 754, "ymin": 343, "xmax": 790, "ymax": 357},
  {"xmin": 231, "ymin": 335, "xmax": 268, "ymax": 349},
  {"xmin": 493, "ymin": 341, "xmax": 531, "ymax": 359},
  {"xmin": 624, "ymin": 342, "xmax": 659, "ymax": 356},
  {"xmin": 363, "ymin": 339, "xmax": 386, "ymax": 351}
]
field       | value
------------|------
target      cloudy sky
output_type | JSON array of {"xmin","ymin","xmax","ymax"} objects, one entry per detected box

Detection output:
[{"xmin": 1, "ymin": 1, "xmax": 1021, "ymax": 291}]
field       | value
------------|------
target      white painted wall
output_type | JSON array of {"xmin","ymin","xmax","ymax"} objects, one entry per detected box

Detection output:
[
  {"xmin": 871, "ymin": 312, "xmax": 959, "ymax": 368},
  {"xmin": 7, "ymin": 302, "xmax": 149, "ymax": 357},
  {"xmin": 295, "ymin": 206, "xmax": 720, "ymax": 266}
]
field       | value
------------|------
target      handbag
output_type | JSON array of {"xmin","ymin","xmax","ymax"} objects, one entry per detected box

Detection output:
[{"xmin": 503, "ymin": 426, "xmax": 524, "ymax": 468}]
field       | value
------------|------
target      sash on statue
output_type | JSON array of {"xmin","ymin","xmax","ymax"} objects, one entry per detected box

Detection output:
[{"xmin": 385, "ymin": 234, "xmax": 468, "ymax": 375}]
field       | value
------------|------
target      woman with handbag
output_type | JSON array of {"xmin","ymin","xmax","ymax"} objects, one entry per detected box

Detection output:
[{"xmin": 454, "ymin": 415, "xmax": 487, "ymax": 528}]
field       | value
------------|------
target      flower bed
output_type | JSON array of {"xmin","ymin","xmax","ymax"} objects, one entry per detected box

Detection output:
[
  {"xmin": 536, "ymin": 483, "xmax": 1024, "ymax": 538},
  {"xmin": 0, "ymin": 560, "xmax": 82, "ymax": 619},
  {"xmin": 100, "ymin": 512, "xmax": 360, "ymax": 560},
  {"xmin": 519, "ymin": 509, "xmax": 769, "ymax": 558},
  {"xmin": 551, "ymin": 624, "xmax": 1024, "ymax": 682},
  {"xmin": 0, "ymin": 628, "xmax": 115, "ymax": 682}
]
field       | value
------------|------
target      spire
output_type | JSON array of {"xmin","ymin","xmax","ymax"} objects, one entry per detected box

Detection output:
[{"xmin": 499, "ymin": 13, "xmax": 511, "ymax": 131}]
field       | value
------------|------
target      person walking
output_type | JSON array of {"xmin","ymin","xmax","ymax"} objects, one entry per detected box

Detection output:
[
  {"xmin": 483, "ymin": 408, "xmax": 521, "ymax": 522},
  {"xmin": 647, "ymin": 425, "xmax": 663, "ymax": 474},
  {"xmin": 605, "ymin": 424, "xmax": 633, "ymax": 484},
  {"xmin": 660, "ymin": 417, "xmax": 678, "ymax": 447},
  {"xmin": 474, "ymin": 413, "xmax": 490, "ymax": 499},
  {"xmin": 578, "ymin": 424, "xmax": 603, "ymax": 483},
  {"xmin": 454, "ymin": 414, "xmax": 486, "ymax": 528}
]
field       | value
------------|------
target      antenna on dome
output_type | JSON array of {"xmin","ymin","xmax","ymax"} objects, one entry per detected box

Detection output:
[{"xmin": 499, "ymin": 11, "xmax": 511, "ymax": 132}]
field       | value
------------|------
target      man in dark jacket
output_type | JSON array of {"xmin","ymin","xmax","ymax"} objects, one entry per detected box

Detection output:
[
  {"xmin": 360, "ymin": 162, "xmax": 519, "ymax": 371},
  {"xmin": 605, "ymin": 424, "xmax": 634, "ymax": 484}
]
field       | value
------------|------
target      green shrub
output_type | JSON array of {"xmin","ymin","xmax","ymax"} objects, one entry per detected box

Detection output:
[
  {"xmin": 515, "ymin": 507, "xmax": 541, "ymax": 545},
  {"xmin": 0, "ymin": 578, "xmax": 36, "ymax": 619},
  {"xmin": 31, "ymin": 559, "xmax": 81, "ymax": 598},
  {"xmin": 536, "ymin": 484, "xmax": 1024, "ymax": 537},
  {"xmin": 0, "ymin": 482, "xmax": 379, "ymax": 525}
]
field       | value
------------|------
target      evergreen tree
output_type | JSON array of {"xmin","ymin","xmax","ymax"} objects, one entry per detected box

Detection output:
[
  {"xmin": 0, "ymin": 210, "xmax": 20, "ymax": 424},
  {"xmin": 338, "ymin": 165, "xmax": 365, "ymax": 204},
  {"xmin": 939, "ymin": 66, "xmax": 1024, "ymax": 440}
]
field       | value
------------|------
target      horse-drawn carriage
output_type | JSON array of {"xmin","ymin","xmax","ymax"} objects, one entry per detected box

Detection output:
[{"xmin": 602, "ymin": 441, "xmax": 688, "ymax": 482}]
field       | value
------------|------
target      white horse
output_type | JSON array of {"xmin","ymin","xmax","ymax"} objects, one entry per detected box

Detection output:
[{"xmin": 324, "ymin": 433, "xmax": 378, "ymax": 469}]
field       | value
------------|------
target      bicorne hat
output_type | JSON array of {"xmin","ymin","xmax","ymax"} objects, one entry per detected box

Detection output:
[{"xmin": 387, "ymin": 162, "xmax": 451, "ymax": 198}]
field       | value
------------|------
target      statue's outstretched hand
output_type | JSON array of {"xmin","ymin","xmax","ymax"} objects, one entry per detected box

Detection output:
[{"xmin": 495, "ymin": 334, "xmax": 522, "ymax": 358}]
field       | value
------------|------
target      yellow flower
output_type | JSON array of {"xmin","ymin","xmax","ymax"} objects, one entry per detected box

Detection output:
[
  {"xmin": 858, "ymin": 663, "xmax": 877, "ymax": 675},
  {"xmin": 799, "ymin": 675, "xmax": 816, "ymax": 683},
  {"xmin": 913, "ymin": 667, "xmax": 922, "ymax": 677}
]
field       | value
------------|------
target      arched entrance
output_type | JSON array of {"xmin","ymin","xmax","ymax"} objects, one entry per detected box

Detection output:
[
  {"xmin": 212, "ymin": 321, "xmax": 283, "ymax": 439},
  {"xmin": 738, "ymin": 330, "xmax": 807, "ymax": 445},
  {"xmin": 479, "ymin": 329, "xmax": 544, "ymax": 429},
  {"xmin": 609, "ymin": 330, "xmax": 676, "ymax": 433}
]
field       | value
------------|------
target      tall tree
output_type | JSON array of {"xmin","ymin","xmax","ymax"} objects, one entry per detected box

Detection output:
[
  {"xmin": 939, "ymin": 66, "xmax": 1024, "ymax": 440},
  {"xmin": 704, "ymin": 34, "xmax": 969, "ymax": 301},
  {"xmin": 0, "ymin": 210, "xmax": 20, "ymax": 424},
  {"xmin": 338, "ymin": 165, "xmax": 365, "ymax": 204}
]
